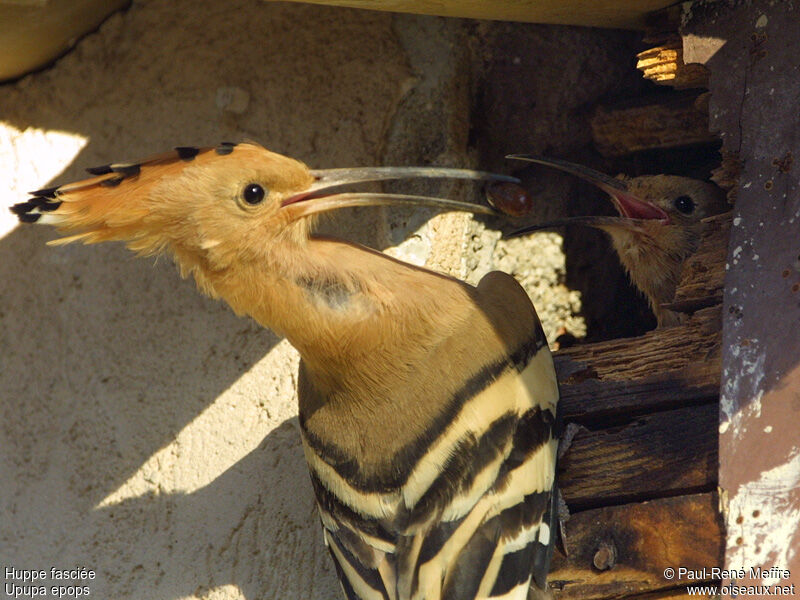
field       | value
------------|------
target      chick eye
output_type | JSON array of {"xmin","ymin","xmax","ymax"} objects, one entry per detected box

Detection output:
[
  {"xmin": 674, "ymin": 195, "xmax": 695, "ymax": 214},
  {"xmin": 243, "ymin": 183, "xmax": 266, "ymax": 205}
]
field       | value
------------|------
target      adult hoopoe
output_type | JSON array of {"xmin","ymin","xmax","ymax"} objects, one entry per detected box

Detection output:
[
  {"xmin": 12, "ymin": 142, "xmax": 560, "ymax": 600},
  {"xmin": 507, "ymin": 156, "xmax": 728, "ymax": 327}
]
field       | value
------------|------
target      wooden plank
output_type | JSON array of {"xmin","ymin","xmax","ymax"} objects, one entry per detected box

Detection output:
[
  {"xmin": 668, "ymin": 212, "xmax": 732, "ymax": 312},
  {"xmin": 590, "ymin": 92, "xmax": 717, "ymax": 157},
  {"xmin": 550, "ymin": 493, "xmax": 724, "ymax": 600},
  {"xmin": 684, "ymin": 1, "xmax": 800, "ymax": 593},
  {"xmin": 554, "ymin": 305, "xmax": 721, "ymax": 424},
  {"xmin": 277, "ymin": 0, "xmax": 675, "ymax": 29},
  {"xmin": 710, "ymin": 151, "xmax": 741, "ymax": 203},
  {"xmin": 559, "ymin": 403, "xmax": 717, "ymax": 509}
]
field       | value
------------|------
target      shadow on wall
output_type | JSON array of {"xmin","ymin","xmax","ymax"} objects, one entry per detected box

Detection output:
[
  {"xmin": 87, "ymin": 419, "xmax": 332, "ymax": 599},
  {"xmin": 0, "ymin": 0, "xmax": 416, "ymax": 597},
  {"xmin": 0, "ymin": 225, "xmax": 340, "ymax": 596}
]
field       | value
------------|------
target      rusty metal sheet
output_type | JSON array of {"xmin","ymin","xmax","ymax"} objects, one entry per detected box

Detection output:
[{"xmin": 685, "ymin": 1, "xmax": 800, "ymax": 596}]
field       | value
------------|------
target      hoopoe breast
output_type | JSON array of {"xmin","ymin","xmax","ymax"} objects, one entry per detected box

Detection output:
[{"xmin": 299, "ymin": 283, "xmax": 559, "ymax": 600}]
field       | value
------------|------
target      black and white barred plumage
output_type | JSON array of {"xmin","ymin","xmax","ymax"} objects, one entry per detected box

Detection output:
[{"xmin": 299, "ymin": 272, "xmax": 559, "ymax": 600}]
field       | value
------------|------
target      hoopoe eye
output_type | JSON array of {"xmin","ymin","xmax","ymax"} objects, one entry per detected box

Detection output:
[
  {"xmin": 673, "ymin": 195, "xmax": 695, "ymax": 215},
  {"xmin": 243, "ymin": 183, "xmax": 266, "ymax": 205}
]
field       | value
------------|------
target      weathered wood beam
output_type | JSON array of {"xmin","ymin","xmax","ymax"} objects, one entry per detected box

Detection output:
[
  {"xmin": 710, "ymin": 151, "xmax": 741, "ymax": 203},
  {"xmin": 550, "ymin": 493, "xmax": 724, "ymax": 599},
  {"xmin": 668, "ymin": 212, "xmax": 732, "ymax": 312},
  {"xmin": 591, "ymin": 92, "xmax": 717, "ymax": 157},
  {"xmin": 555, "ymin": 305, "xmax": 720, "ymax": 424},
  {"xmin": 559, "ymin": 403, "xmax": 717, "ymax": 509}
]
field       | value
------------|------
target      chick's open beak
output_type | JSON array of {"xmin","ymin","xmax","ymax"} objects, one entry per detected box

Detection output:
[
  {"xmin": 281, "ymin": 166, "xmax": 517, "ymax": 220},
  {"xmin": 505, "ymin": 155, "xmax": 669, "ymax": 237}
]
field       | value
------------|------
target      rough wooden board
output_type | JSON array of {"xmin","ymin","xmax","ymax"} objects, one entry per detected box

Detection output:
[
  {"xmin": 559, "ymin": 403, "xmax": 717, "ymax": 509},
  {"xmin": 710, "ymin": 151, "xmax": 741, "ymax": 204},
  {"xmin": 275, "ymin": 0, "xmax": 675, "ymax": 29},
  {"xmin": 685, "ymin": 2, "xmax": 800, "ymax": 590},
  {"xmin": 668, "ymin": 211, "xmax": 732, "ymax": 312},
  {"xmin": 550, "ymin": 493, "xmax": 724, "ymax": 600},
  {"xmin": 590, "ymin": 92, "xmax": 717, "ymax": 157},
  {"xmin": 554, "ymin": 305, "xmax": 720, "ymax": 423}
]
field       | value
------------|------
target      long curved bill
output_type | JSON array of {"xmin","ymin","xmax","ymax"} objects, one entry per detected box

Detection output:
[
  {"xmin": 506, "ymin": 155, "xmax": 669, "ymax": 223},
  {"xmin": 307, "ymin": 166, "xmax": 518, "ymax": 195},
  {"xmin": 282, "ymin": 166, "xmax": 517, "ymax": 219},
  {"xmin": 508, "ymin": 216, "xmax": 651, "ymax": 238},
  {"xmin": 282, "ymin": 192, "xmax": 499, "ymax": 220}
]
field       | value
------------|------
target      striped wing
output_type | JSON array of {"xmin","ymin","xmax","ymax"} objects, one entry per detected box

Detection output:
[{"xmin": 300, "ymin": 271, "xmax": 559, "ymax": 600}]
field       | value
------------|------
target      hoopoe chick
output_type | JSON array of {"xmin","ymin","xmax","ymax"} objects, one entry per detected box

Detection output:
[
  {"xmin": 507, "ymin": 156, "xmax": 729, "ymax": 327},
  {"xmin": 12, "ymin": 142, "xmax": 560, "ymax": 600}
]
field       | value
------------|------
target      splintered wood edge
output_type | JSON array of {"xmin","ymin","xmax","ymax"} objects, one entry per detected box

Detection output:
[
  {"xmin": 549, "ymin": 493, "xmax": 723, "ymax": 600},
  {"xmin": 710, "ymin": 151, "xmax": 741, "ymax": 201},
  {"xmin": 670, "ymin": 211, "xmax": 732, "ymax": 308},
  {"xmin": 636, "ymin": 42, "xmax": 710, "ymax": 89}
]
